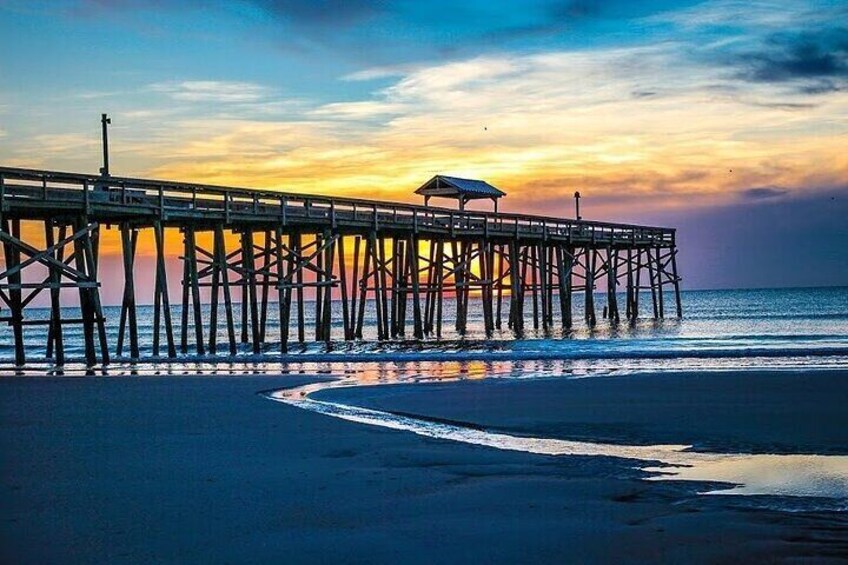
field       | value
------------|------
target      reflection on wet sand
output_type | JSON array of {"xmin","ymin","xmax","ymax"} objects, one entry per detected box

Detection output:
[{"xmin": 269, "ymin": 372, "xmax": 848, "ymax": 506}]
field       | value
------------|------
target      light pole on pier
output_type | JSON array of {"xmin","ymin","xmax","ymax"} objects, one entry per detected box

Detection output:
[
  {"xmin": 100, "ymin": 113, "xmax": 111, "ymax": 177},
  {"xmin": 574, "ymin": 191, "xmax": 581, "ymax": 220}
]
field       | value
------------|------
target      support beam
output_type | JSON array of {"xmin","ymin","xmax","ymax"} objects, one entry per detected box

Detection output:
[
  {"xmin": 153, "ymin": 221, "xmax": 176, "ymax": 358},
  {"xmin": 409, "ymin": 234, "xmax": 423, "ymax": 339},
  {"xmin": 116, "ymin": 223, "xmax": 139, "ymax": 359}
]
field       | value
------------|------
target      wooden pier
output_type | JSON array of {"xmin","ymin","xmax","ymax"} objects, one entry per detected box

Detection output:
[{"xmin": 0, "ymin": 166, "xmax": 682, "ymax": 366}]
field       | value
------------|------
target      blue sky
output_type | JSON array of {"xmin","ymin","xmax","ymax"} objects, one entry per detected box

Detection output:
[{"xmin": 1, "ymin": 0, "xmax": 847, "ymax": 289}]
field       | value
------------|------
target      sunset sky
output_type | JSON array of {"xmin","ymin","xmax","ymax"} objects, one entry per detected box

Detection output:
[{"xmin": 1, "ymin": 0, "xmax": 846, "ymax": 291}]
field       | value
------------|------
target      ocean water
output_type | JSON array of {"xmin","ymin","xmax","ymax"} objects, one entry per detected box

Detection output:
[
  {"xmin": 2, "ymin": 287, "xmax": 847, "ymax": 505},
  {"xmin": 1, "ymin": 286, "xmax": 847, "ymax": 369}
]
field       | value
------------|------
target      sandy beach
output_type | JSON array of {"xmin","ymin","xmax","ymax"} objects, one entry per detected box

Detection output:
[{"xmin": 2, "ymin": 372, "xmax": 847, "ymax": 563}]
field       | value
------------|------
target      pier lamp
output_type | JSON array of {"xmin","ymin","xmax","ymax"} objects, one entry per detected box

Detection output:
[
  {"xmin": 100, "ymin": 113, "xmax": 111, "ymax": 177},
  {"xmin": 574, "ymin": 191, "xmax": 581, "ymax": 220}
]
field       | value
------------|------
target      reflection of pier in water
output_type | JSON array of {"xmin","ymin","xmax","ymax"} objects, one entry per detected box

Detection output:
[{"xmin": 0, "ymin": 166, "xmax": 681, "ymax": 366}]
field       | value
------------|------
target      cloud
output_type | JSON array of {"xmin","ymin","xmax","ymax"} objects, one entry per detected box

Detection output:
[
  {"xmin": 75, "ymin": 90, "xmax": 123, "ymax": 99},
  {"xmin": 741, "ymin": 186, "xmax": 789, "ymax": 200},
  {"xmin": 733, "ymin": 28, "xmax": 848, "ymax": 84},
  {"xmin": 646, "ymin": 0, "xmax": 843, "ymax": 31},
  {"xmin": 311, "ymin": 101, "xmax": 408, "ymax": 120},
  {"xmin": 643, "ymin": 1, "xmax": 848, "ymax": 94},
  {"xmin": 149, "ymin": 81, "xmax": 273, "ymax": 103},
  {"xmin": 343, "ymin": 66, "xmax": 411, "ymax": 81},
  {"xmin": 31, "ymin": 133, "xmax": 100, "ymax": 155}
]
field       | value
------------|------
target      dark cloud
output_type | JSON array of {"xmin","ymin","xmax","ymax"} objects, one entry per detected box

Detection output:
[
  {"xmin": 733, "ymin": 28, "xmax": 848, "ymax": 86},
  {"xmin": 631, "ymin": 90, "xmax": 657, "ymax": 99},
  {"xmin": 741, "ymin": 186, "xmax": 789, "ymax": 200},
  {"xmin": 746, "ymin": 101, "xmax": 818, "ymax": 110},
  {"xmin": 798, "ymin": 79, "xmax": 844, "ymax": 95}
]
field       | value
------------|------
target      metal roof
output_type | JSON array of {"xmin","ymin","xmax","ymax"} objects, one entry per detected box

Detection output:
[{"xmin": 415, "ymin": 175, "xmax": 506, "ymax": 199}]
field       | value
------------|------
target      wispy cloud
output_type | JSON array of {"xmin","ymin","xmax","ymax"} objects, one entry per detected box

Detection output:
[
  {"xmin": 741, "ymin": 186, "xmax": 789, "ymax": 200},
  {"xmin": 75, "ymin": 90, "xmax": 124, "ymax": 99},
  {"xmin": 149, "ymin": 80, "xmax": 273, "ymax": 103},
  {"xmin": 311, "ymin": 101, "xmax": 409, "ymax": 120},
  {"xmin": 30, "ymin": 133, "xmax": 100, "ymax": 155}
]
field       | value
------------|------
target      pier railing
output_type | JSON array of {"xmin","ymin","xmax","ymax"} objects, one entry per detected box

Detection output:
[{"xmin": 0, "ymin": 166, "xmax": 674, "ymax": 245}]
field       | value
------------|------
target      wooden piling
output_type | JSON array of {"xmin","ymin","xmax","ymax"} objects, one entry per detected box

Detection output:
[
  {"xmin": 215, "ymin": 225, "xmax": 237, "ymax": 355},
  {"xmin": 377, "ymin": 235, "xmax": 390, "ymax": 339},
  {"xmin": 321, "ymin": 231, "xmax": 335, "ymax": 344},
  {"xmin": 315, "ymin": 232, "xmax": 324, "ymax": 341},
  {"xmin": 647, "ymin": 246, "xmax": 659, "ymax": 319},
  {"xmin": 338, "ymin": 234, "xmax": 351, "ymax": 340},
  {"xmin": 496, "ymin": 244, "xmax": 505, "ymax": 329},
  {"xmin": 607, "ymin": 247, "xmax": 619, "ymax": 322},
  {"xmin": 187, "ymin": 228, "xmax": 205, "ymax": 354},
  {"xmin": 242, "ymin": 230, "xmax": 260, "ymax": 353},
  {"xmin": 671, "ymin": 240, "xmax": 682, "ymax": 318},
  {"xmin": 655, "ymin": 247, "xmax": 665, "ymax": 318},
  {"xmin": 350, "ymin": 235, "xmax": 361, "ymax": 339},
  {"xmin": 44, "ymin": 222, "xmax": 65, "ymax": 365},
  {"xmin": 294, "ymin": 233, "xmax": 306, "ymax": 343},
  {"xmin": 539, "ymin": 243, "xmax": 549, "ymax": 332},
  {"xmin": 508, "ymin": 240, "xmax": 523, "ymax": 334},
  {"xmin": 355, "ymin": 234, "xmax": 372, "ymax": 339},
  {"xmin": 116, "ymin": 223, "xmax": 139, "ymax": 358},
  {"xmin": 259, "ymin": 231, "xmax": 271, "ymax": 343},
  {"xmin": 71, "ymin": 218, "xmax": 96, "ymax": 365},
  {"xmin": 180, "ymin": 230, "xmax": 191, "ymax": 354},
  {"xmin": 434, "ymin": 240, "xmax": 445, "ymax": 339},
  {"xmin": 152, "ymin": 221, "xmax": 176, "ymax": 357},
  {"xmin": 585, "ymin": 248, "xmax": 596, "ymax": 326},
  {"xmin": 408, "ymin": 234, "xmax": 423, "ymax": 339}
]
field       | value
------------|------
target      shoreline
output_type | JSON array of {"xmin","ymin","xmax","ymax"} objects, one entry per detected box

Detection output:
[
  {"xmin": 3, "ymin": 345, "xmax": 848, "ymax": 368},
  {"xmin": 313, "ymin": 369, "xmax": 848, "ymax": 456}
]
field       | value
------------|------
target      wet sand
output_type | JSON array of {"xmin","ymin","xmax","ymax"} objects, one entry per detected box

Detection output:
[
  {"xmin": 317, "ymin": 370, "xmax": 848, "ymax": 455},
  {"xmin": 2, "ymin": 373, "xmax": 847, "ymax": 563}
]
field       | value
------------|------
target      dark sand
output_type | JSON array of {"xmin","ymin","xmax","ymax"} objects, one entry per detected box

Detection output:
[{"xmin": 2, "ymin": 373, "xmax": 847, "ymax": 563}]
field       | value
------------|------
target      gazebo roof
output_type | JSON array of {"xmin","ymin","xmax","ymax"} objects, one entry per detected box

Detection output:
[{"xmin": 414, "ymin": 175, "xmax": 506, "ymax": 200}]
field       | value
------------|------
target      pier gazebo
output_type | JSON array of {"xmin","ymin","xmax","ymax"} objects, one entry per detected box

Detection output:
[{"xmin": 415, "ymin": 175, "xmax": 506, "ymax": 213}]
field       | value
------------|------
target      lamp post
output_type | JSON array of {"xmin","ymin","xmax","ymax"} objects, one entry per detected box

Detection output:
[
  {"xmin": 574, "ymin": 191, "xmax": 581, "ymax": 220},
  {"xmin": 100, "ymin": 113, "xmax": 111, "ymax": 177}
]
